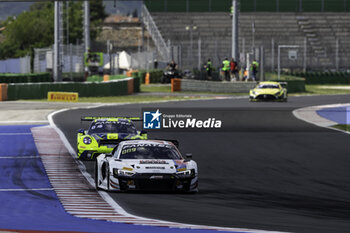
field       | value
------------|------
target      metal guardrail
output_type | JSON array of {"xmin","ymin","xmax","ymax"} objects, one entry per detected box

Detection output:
[{"xmin": 141, "ymin": 4, "xmax": 170, "ymax": 61}]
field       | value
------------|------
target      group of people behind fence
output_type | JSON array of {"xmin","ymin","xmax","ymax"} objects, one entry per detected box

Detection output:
[{"xmin": 204, "ymin": 58, "xmax": 259, "ymax": 82}]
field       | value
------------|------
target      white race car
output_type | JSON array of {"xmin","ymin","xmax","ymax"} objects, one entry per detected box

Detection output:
[{"xmin": 95, "ymin": 140, "xmax": 198, "ymax": 192}]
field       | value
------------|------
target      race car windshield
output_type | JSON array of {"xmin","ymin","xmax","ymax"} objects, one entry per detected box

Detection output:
[
  {"xmin": 118, "ymin": 144, "xmax": 182, "ymax": 160},
  {"xmin": 258, "ymin": 84, "xmax": 279, "ymax": 89},
  {"xmin": 88, "ymin": 121, "xmax": 137, "ymax": 134}
]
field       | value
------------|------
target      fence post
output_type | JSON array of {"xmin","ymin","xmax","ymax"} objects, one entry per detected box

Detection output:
[
  {"xmin": 277, "ymin": 45, "xmax": 280, "ymax": 80},
  {"xmin": 336, "ymin": 39, "xmax": 339, "ymax": 71},
  {"xmin": 215, "ymin": 39, "xmax": 218, "ymax": 67},
  {"xmin": 242, "ymin": 37, "xmax": 246, "ymax": 67},
  {"xmin": 198, "ymin": 38, "xmax": 202, "ymax": 71},
  {"xmin": 246, "ymin": 53, "xmax": 251, "ymax": 80},
  {"xmin": 252, "ymin": 21, "xmax": 255, "ymax": 50},
  {"xmin": 260, "ymin": 46, "xmax": 264, "ymax": 81},
  {"xmin": 304, "ymin": 37, "xmax": 307, "ymax": 72},
  {"xmin": 69, "ymin": 43, "xmax": 73, "ymax": 80},
  {"xmin": 178, "ymin": 45, "xmax": 182, "ymax": 69},
  {"xmin": 271, "ymin": 38, "xmax": 274, "ymax": 72}
]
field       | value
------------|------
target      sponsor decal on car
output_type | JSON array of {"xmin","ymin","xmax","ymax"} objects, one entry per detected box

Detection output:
[{"xmin": 140, "ymin": 160, "xmax": 168, "ymax": 164}]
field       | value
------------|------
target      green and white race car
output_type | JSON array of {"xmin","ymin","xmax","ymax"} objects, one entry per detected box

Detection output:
[{"xmin": 77, "ymin": 117, "xmax": 147, "ymax": 160}]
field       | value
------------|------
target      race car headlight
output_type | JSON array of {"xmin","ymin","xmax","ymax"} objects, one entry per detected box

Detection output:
[
  {"xmin": 190, "ymin": 169, "xmax": 196, "ymax": 177},
  {"xmin": 176, "ymin": 170, "xmax": 192, "ymax": 177},
  {"xmin": 252, "ymin": 91, "xmax": 256, "ymax": 95},
  {"xmin": 113, "ymin": 168, "xmax": 135, "ymax": 177},
  {"xmin": 275, "ymin": 91, "xmax": 281, "ymax": 96},
  {"xmin": 83, "ymin": 137, "xmax": 92, "ymax": 145}
]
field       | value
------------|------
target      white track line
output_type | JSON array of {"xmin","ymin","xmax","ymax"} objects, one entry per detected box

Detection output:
[
  {"xmin": 0, "ymin": 133, "xmax": 32, "ymax": 136},
  {"xmin": 39, "ymin": 105, "xmax": 288, "ymax": 233},
  {"xmin": 0, "ymin": 188, "xmax": 53, "ymax": 192},
  {"xmin": 0, "ymin": 156, "xmax": 40, "ymax": 159},
  {"xmin": 0, "ymin": 120, "xmax": 48, "ymax": 124}
]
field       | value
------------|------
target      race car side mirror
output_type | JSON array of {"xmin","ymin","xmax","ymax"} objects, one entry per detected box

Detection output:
[
  {"xmin": 78, "ymin": 129, "xmax": 85, "ymax": 134},
  {"xmin": 185, "ymin": 153, "xmax": 193, "ymax": 159}
]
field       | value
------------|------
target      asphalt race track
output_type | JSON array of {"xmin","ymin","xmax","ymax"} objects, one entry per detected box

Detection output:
[{"xmin": 52, "ymin": 95, "xmax": 350, "ymax": 233}]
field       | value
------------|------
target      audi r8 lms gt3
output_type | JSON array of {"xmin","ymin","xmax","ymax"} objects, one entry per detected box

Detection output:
[
  {"xmin": 249, "ymin": 81, "xmax": 288, "ymax": 102},
  {"xmin": 77, "ymin": 117, "xmax": 147, "ymax": 160},
  {"xmin": 95, "ymin": 140, "xmax": 198, "ymax": 193}
]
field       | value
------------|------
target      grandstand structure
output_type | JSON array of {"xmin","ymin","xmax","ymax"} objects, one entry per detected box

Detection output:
[{"xmin": 143, "ymin": 0, "xmax": 350, "ymax": 72}]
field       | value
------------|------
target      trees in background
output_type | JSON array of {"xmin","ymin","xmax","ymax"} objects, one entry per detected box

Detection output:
[{"xmin": 0, "ymin": 0, "xmax": 107, "ymax": 59}]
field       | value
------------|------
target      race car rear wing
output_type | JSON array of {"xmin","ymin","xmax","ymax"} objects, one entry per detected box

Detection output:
[
  {"xmin": 279, "ymin": 82, "xmax": 288, "ymax": 89},
  {"xmin": 81, "ymin": 116, "xmax": 142, "ymax": 122}
]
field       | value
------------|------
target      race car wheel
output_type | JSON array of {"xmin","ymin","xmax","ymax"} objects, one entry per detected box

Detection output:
[{"xmin": 95, "ymin": 161, "xmax": 100, "ymax": 190}]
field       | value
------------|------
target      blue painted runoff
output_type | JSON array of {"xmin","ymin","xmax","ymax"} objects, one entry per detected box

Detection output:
[
  {"xmin": 317, "ymin": 106, "xmax": 350, "ymax": 124},
  {"xmin": 0, "ymin": 125, "xmax": 244, "ymax": 233}
]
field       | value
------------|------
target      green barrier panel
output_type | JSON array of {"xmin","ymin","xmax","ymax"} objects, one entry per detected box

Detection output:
[
  {"xmin": 145, "ymin": 0, "xmax": 165, "ymax": 11},
  {"xmin": 284, "ymin": 71, "xmax": 350, "ymax": 84},
  {"xmin": 137, "ymin": 69, "xmax": 163, "ymax": 83},
  {"xmin": 133, "ymin": 76, "xmax": 141, "ymax": 93},
  {"xmin": 139, "ymin": 71, "xmax": 147, "ymax": 84},
  {"xmin": 270, "ymin": 79, "xmax": 306, "ymax": 93},
  {"xmin": 268, "ymin": 74, "xmax": 306, "ymax": 93},
  {"xmin": 168, "ymin": 0, "xmax": 186, "ymax": 11},
  {"xmin": 7, "ymin": 78, "xmax": 132, "ymax": 100}
]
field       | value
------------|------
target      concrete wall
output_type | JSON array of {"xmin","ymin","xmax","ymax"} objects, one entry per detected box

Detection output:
[{"xmin": 181, "ymin": 79, "xmax": 257, "ymax": 93}]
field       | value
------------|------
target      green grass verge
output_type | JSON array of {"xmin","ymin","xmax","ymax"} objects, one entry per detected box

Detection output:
[
  {"xmin": 333, "ymin": 124, "xmax": 350, "ymax": 132},
  {"xmin": 141, "ymin": 84, "xmax": 172, "ymax": 93},
  {"xmin": 304, "ymin": 85, "xmax": 350, "ymax": 95}
]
